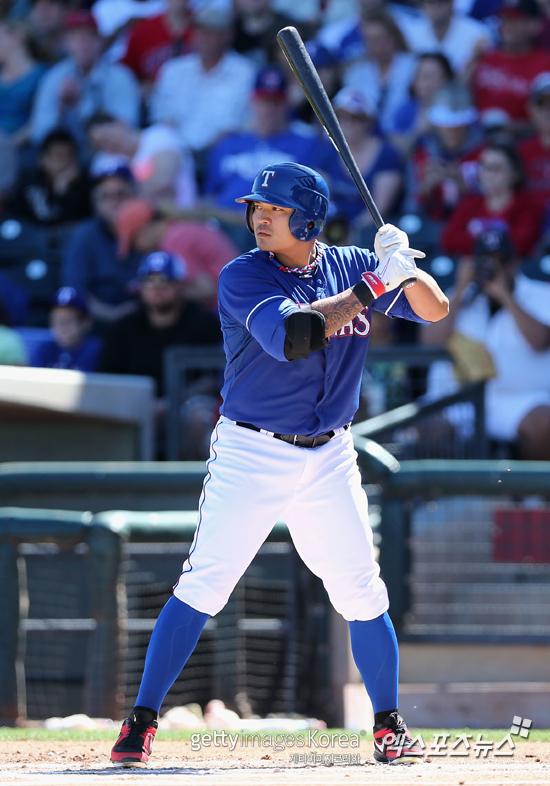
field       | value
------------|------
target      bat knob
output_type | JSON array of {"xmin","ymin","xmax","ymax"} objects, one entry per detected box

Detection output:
[{"xmin": 401, "ymin": 277, "xmax": 417, "ymax": 289}]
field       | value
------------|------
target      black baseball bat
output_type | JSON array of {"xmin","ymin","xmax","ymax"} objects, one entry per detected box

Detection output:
[{"xmin": 277, "ymin": 25, "xmax": 384, "ymax": 229}]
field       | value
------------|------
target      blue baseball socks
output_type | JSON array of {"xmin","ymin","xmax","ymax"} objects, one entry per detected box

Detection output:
[
  {"xmin": 134, "ymin": 595, "xmax": 209, "ymax": 719},
  {"xmin": 348, "ymin": 611, "xmax": 399, "ymax": 722}
]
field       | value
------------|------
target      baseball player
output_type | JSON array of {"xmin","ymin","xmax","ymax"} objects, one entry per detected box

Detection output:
[{"xmin": 111, "ymin": 162, "xmax": 449, "ymax": 767}]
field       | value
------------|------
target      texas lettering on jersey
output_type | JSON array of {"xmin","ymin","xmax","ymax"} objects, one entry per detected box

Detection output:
[{"xmin": 331, "ymin": 308, "xmax": 371, "ymax": 337}]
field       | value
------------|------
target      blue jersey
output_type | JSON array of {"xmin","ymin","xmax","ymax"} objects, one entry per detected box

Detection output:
[{"xmin": 218, "ymin": 242, "xmax": 428, "ymax": 436}]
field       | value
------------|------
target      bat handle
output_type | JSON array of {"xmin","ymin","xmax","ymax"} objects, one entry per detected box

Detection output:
[{"xmin": 401, "ymin": 277, "xmax": 417, "ymax": 289}]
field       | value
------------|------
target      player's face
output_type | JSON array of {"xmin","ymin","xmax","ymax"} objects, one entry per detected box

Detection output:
[{"xmin": 251, "ymin": 202, "xmax": 299, "ymax": 254}]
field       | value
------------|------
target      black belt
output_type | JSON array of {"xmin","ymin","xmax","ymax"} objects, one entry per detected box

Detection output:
[{"xmin": 235, "ymin": 421, "xmax": 349, "ymax": 449}]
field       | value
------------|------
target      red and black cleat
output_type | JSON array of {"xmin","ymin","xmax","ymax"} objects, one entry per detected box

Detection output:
[
  {"xmin": 373, "ymin": 712, "xmax": 425, "ymax": 765},
  {"xmin": 110, "ymin": 711, "xmax": 158, "ymax": 767}
]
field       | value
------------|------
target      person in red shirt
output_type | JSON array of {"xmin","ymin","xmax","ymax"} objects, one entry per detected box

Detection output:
[
  {"xmin": 442, "ymin": 142, "xmax": 545, "ymax": 258},
  {"xmin": 471, "ymin": 0, "xmax": 550, "ymax": 132},
  {"xmin": 121, "ymin": 0, "xmax": 194, "ymax": 87},
  {"xmin": 115, "ymin": 197, "xmax": 238, "ymax": 307},
  {"xmin": 518, "ymin": 71, "xmax": 550, "ymax": 205}
]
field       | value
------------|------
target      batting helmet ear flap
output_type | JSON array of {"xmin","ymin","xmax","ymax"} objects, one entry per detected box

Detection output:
[{"xmin": 245, "ymin": 202, "xmax": 254, "ymax": 234}]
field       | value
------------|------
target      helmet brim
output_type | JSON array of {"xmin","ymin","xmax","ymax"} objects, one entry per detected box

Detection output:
[{"xmin": 235, "ymin": 192, "xmax": 299, "ymax": 210}]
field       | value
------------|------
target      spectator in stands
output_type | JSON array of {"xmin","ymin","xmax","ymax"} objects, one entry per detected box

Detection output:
[
  {"xmin": 342, "ymin": 9, "xmax": 417, "ymax": 134},
  {"xmin": 306, "ymin": 0, "xmax": 420, "ymax": 69},
  {"xmin": 61, "ymin": 165, "xmax": 142, "ymax": 323},
  {"xmin": 233, "ymin": 0, "xmax": 297, "ymax": 66},
  {"xmin": 406, "ymin": 0, "xmax": 491, "ymax": 75},
  {"xmin": 30, "ymin": 10, "xmax": 140, "ymax": 147},
  {"xmin": 390, "ymin": 53, "xmax": 454, "ymax": 155},
  {"xmin": 150, "ymin": 7, "xmax": 256, "ymax": 154},
  {"xmin": 422, "ymin": 229, "xmax": 550, "ymax": 460},
  {"xmin": 0, "ymin": 301, "xmax": 27, "ymax": 365},
  {"xmin": 9, "ymin": 129, "xmax": 92, "ymax": 225},
  {"xmin": 31, "ymin": 286, "xmax": 102, "ymax": 370},
  {"xmin": 114, "ymin": 197, "xmax": 238, "ymax": 307},
  {"xmin": 330, "ymin": 87, "xmax": 404, "ymax": 228},
  {"xmin": 442, "ymin": 142, "xmax": 545, "ymax": 258},
  {"xmin": 471, "ymin": 0, "xmax": 550, "ymax": 134},
  {"xmin": 202, "ymin": 65, "xmax": 340, "ymax": 217},
  {"xmin": 29, "ymin": 0, "xmax": 69, "ymax": 64},
  {"xmin": 121, "ymin": 0, "xmax": 194, "ymax": 90},
  {"xmin": 518, "ymin": 72, "xmax": 550, "ymax": 206},
  {"xmin": 411, "ymin": 83, "xmax": 483, "ymax": 222},
  {"xmin": 87, "ymin": 113, "xmax": 196, "ymax": 208},
  {"xmin": 0, "ymin": 20, "xmax": 47, "ymax": 147},
  {"xmin": 98, "ymin": 250, "xmax": 222, "ymax": 458}
]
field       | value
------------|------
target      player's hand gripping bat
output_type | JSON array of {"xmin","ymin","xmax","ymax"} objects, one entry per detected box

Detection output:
[{"xmin": 276, "ymin": 26, "xmax": 419, "ymax": 288}]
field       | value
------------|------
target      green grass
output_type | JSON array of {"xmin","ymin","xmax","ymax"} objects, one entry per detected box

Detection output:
[{"xmin": 1, "ymin": 728, "xmax": 550, "ymax": 743}]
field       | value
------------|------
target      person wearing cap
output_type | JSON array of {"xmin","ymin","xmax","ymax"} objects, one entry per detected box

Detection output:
[
  {"xmin": 442, "ymin": 141, "xmax": 545, "ymax": 258},
  {"xmin": 121, "ymin": 0, "xmax": 194, "ymax": 88},
  {"xmin": 201, "ymin": 64, "xmax": 340, "ymax": 240},
  {"xmin": 114, "ymin": 197, "xmax": 238, "ymax": 308},
  {"xmin": 410, "ymin": 83, "xmax": 484, "ymax": 222},
  {"xmin": 422, "ymin": 227, "xmax": 550, "ymax": 460},
  {"xmin": 61, "ymin": 165, "xmax": 143, "ymax": 323},
  {"xmin": 518, "ymin": 72, "xmax": 550, "ymax": 204},
  {"xmin": 31, "ymin": 286, "xmax": 102, "ymax": 371},
  {"xmin": 150, "ymin": 7, "xmax": 256, "ymax": 153},
  {"xmin": 471, "ymin": 0, "xmax": 550, "ymax": 132},
  {"xmin": 330, "ymin": 86, "xmax": 404, "ymax": 233},
  {"xmin": 9, "ymin": 128, "xmax": 92, "ymax": 225},
  {"xmin": 30, "ymin": 9, "xmax": 140, "ymax": 147},
  {"xmin": 98, "ymin": 250, "xmax": 222, "ymax": 458}
]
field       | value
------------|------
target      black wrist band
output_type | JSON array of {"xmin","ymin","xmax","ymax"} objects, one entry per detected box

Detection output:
[{"xmin": 352, "ymin": 278, "xmax": 375, "ymax": 307}]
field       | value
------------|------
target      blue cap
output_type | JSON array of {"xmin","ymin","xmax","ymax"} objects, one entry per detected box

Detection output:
[
  {"xmin": 253, "ymin": 66, "xmax": 287, "ymax": 100},
  {"xmin": 52, "ymin": 287, "xmax": 89, "ymax": 314},
  {"xmin": 137, "ymin": 251, "xmax": 188, "ymax": 281}
]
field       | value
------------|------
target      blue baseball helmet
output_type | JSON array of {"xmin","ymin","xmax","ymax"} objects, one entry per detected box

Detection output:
[{"xmin": 235, "ymin": 162, "xmax": 330, "ymax": 242}]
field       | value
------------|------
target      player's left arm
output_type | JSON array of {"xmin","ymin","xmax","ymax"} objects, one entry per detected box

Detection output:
[{"xmin": 402, "ymin": 268, "xmax": 449, "ymax": 323}]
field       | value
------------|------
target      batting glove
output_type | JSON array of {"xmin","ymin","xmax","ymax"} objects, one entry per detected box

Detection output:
[{"xmin": 374, "ymin": 223, "xmax": 425, "ymax": 292}]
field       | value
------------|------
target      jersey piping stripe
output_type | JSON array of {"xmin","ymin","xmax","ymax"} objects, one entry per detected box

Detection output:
[
  {"xmin": 173, "ymin": 418, "xmax": 222, "ymax": 588},
  {"xmin": 245, "ymin": 296, "xmax": 287, "ymax": 331},
  {"xmin": 383, "ymin": 290, "xmax": 402, "ymax": 317}
]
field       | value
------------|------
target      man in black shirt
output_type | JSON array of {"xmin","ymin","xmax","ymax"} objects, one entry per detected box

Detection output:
[{"xmin": 98, "ymin": 250, "xmax": 222, "ymax": 456}]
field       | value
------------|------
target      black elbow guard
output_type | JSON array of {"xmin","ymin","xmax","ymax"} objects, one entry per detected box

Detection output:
[{"xmin": 284, "ymin": 306, "xmax": 328, "ymax": 361}]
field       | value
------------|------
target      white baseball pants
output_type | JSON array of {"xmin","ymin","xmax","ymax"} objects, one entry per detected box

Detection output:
[{"xmin": 173, "ymin": 416, "xmax": 389, "ymax": 621}]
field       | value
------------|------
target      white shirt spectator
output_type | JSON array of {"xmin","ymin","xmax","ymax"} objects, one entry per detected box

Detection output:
[
  {"xmin": 91, "ymin": 123, "xmax": 197, "ymax": 208},
  {"xmin": 343, "ymin": 52, "xmax": 417, "ymax": 135},
  {"xmin": 427, "ymin": 274, "xmax": 550, "ymax": 441},
  {"xmin": 150, "ymin": 51, "xmax": 256, "ymax": 152},
  {"xmin": 404, "ymin": 13, "xmax": 492, "ymax": 74},
  {"xmin": 30, "ymin": 57, "xmax": 141, "ymax": 144}
]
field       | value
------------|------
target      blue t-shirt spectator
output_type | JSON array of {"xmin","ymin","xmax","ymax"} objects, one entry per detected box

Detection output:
[
  {"xmin": 204, "ymin": 128, "xmax": 341, "ymax": 210},
  {"xmin": 0, "ymin": 64, "xmax": 47, "ymax": 136},
  {"xmin": 32, "ymin": 335, "xmax": 102, "ymax": 371}
]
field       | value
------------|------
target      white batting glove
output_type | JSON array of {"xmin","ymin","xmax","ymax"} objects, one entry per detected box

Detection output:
[{"xmin": 374, "ymin": 223, "xmax": 425, "ymax": 291}]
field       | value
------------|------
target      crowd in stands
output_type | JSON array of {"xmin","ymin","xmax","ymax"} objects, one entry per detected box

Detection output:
[{"xmin": 0, "ymin": 0, "xmax": 549, "ymax": 459}]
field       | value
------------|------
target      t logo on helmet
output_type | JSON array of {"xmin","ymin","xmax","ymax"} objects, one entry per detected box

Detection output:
[{"xmin": 261, "ymin": 170, "xmax": 276, "ymax": 188}]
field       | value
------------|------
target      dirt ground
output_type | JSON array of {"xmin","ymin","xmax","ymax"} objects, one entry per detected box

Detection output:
[{"xmin": 1, "ymin": 739, "xmax": 549, "ymax": 786}]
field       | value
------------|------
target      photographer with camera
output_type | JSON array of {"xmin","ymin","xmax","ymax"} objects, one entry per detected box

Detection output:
[{"xmin": 422, "ymin": 228, "xmax": 550, "ymax": 459}]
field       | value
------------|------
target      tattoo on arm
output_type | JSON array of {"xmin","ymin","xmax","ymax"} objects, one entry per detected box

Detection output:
[{"xmin": 311, "ymin": 288, "xmax": 365, "ymax": 337}]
